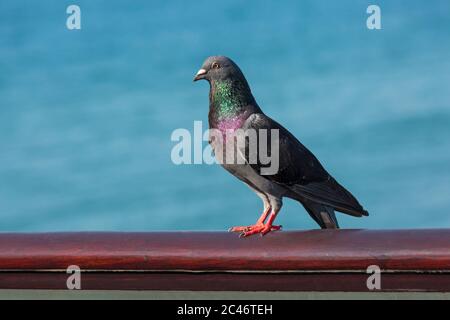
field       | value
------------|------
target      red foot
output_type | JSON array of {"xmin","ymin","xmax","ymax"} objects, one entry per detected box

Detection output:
[{"xmin": 229, "ymin": 223, "xmax": 281, "ymax": 237}]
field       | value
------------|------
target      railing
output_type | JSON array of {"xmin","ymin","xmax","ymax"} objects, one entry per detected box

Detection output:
[{"xmin": 0, "ymin": 229, "xmax": 450, "ymax": 292}]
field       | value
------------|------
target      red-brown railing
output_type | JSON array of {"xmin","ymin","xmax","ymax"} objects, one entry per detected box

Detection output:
[{"xmin": 0, "ymin": 229, "xmax": 450, "ymax": 292}]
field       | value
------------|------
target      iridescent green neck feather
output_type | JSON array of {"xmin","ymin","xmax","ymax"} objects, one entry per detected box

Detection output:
[
  {"xmin": 210, "ymin": 79, "xmax": 256, "ymax": 118},
  {"xmin": 213, "ymin": 80, "xmax": 241, "ymax": 118}
]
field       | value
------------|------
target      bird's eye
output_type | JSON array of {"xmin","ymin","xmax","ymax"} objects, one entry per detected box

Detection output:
[{"xmin": 211, "ymin": 62, "xmax": 220, "ymax": 69}]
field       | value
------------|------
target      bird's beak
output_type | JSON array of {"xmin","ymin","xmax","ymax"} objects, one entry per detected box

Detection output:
[{"xmin": 193, "ymin": 68, "xmax": 207, "ymax": 82}]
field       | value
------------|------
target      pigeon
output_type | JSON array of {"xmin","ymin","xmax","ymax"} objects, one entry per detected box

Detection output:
[{"xmin": 194, "ymin": 56, "xmax": 368, "ymax": 237}]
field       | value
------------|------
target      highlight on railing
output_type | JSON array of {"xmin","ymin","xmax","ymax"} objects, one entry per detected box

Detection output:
[{"xmin": 0, "ymin": 229, "xmax": 450, "ymax": 292}]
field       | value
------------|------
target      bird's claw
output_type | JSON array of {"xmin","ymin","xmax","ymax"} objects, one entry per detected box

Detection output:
[
  {"xmin": 229, "ymin": 224, "xmax": 282, "ymax": 237},
  {"xmin": 229, "ymin": 226, "xmax": 252, "ymax": 232}
]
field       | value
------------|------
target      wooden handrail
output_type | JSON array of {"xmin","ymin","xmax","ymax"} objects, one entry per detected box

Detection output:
[{"xmin": 0, "ymin": 229, "xmax": 450, "ymax": 292}]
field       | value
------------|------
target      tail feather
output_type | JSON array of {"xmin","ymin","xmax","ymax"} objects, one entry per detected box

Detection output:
[
  {"xmin": 289, "ymin": 177, "xmax": 369, "ymax": 217},
  {"xmin": 303, "ymin": 200, "xmax": 339, "ymax": 229}
]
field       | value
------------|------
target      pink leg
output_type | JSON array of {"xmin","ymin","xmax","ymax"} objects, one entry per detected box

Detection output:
[
  {"xmin": 228, "ymin": 206, "xmax": 272, "ymax": 233},
  {"xmin": 239, "ymin": 211, "xmax": 281, "ymax": 237}
]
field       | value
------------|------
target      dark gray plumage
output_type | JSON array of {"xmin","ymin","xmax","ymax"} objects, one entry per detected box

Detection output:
[{"xmin": 194, "ymin": 56, "xmax": 368, "ymax": 237}]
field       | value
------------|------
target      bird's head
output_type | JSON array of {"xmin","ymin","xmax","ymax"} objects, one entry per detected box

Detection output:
[{"xmin": 193, "ymin": 56, "xmax": 246, "ymax": 83}]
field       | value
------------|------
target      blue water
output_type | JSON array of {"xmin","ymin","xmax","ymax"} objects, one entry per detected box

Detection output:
[{"xmin": 1, "ymin": 0, "xmax": 450, "ymax": 231}]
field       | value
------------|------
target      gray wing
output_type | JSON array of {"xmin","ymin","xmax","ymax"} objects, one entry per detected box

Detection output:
[{"xmin": 241, "ymin": 113, "xmax": 368, "ymax": 217}]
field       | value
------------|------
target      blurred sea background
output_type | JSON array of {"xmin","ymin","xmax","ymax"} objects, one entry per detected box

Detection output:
[{"xmin": 1, "ymin": 0, "xmax": 450, "ymax": 231}]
